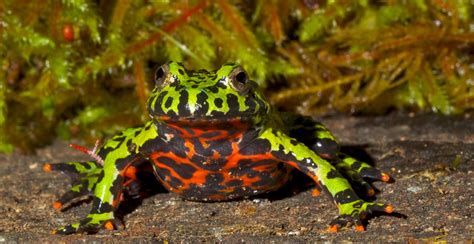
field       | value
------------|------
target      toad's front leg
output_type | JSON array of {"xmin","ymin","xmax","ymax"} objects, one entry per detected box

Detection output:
[
  {"xmin": 53, "ymin": 152, "xmax": 137, "ymax": 234},
  {"xmin": 258, "ymin": 128, "xmax": 393, "ymax": 232}
]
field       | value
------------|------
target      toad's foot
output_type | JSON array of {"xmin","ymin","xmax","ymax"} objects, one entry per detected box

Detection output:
[
  {"xmin": 52, "ymin": 213, "xmax": 123, "ymax": 234},
  {"xmin": 333, "ymin": 153, "xmax": 391, "ymax": 197},
  {"xmin": 329, "ymin": 201, "xmax": 393, "ymax": 232},
  {"xmin": 43, "ymin": 161, "xmax": 101, "ymax": 210}
]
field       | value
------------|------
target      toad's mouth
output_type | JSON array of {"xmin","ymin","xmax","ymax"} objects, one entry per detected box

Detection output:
[
  {"xmin": 153, "ymin": 115, "xmax": 254, "ymax": 129},
  {"xmin": 153, "ymin": 115, "xmax": 255, "ymax": 140}
]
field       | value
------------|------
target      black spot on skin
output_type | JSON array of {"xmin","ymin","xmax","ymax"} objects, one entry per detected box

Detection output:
[
  {"xmin": 141, "ymin": 137, "xmax": 165, "ymax": 154},
  {"xmin": 188, "ymin": 79, "xmax": 200, "ymax": 84},
  {"xmin": 271, "ymin": 149, "xmax": 290, "ymax": 162},
  {"xmin": 214, "ymin": 98, "xmax": 223, "ymax": 108},
  {"xmin": 196, "ymin": 92, "xmax": 209, "ymax": 116},
  {"xmin": 165, "ymin": 97, "xmax": 173, "ymax": 108},
  {"xmin": 153, "ymin": 166, "xmax": 171, "ymax": 180},
  {"xmin": 216, "ymin": 141, "xmax": 232, "ymax": 157},
  {"xmin": 153, "ymin": 167, "xmax": 184, "ymax": 190},
  {"xmin": 112, "ymin": 136, "xmax": 126, "ymax": 143},
  {"xmin": 199, "ymin": 131, "xmax": 221, "ymax": 138},
  {"xmin": 157, "ymin": 156, "xmax": 196, "ymax": 179},
  {"xmin": 144, "ymin": 122, "xmax": 152, "ymax": 130},
  {"xmin": 116, "ymin": 156, "xmax": 136, "ymax": 170},
  {"xmin": 290, "ymin": 139, "xmax": 298, "ymax": 146},
  {"xmin": 216, "ymin": 79, "xmax": 227, "ymax": 89},
  {"xmin": 205, "ymin": 173, "xmax": 224, "ymax": 184},
  {"xmin": 210, "ymin": 110, "xmax": 226, "ymax": 118},
  {"xmin": 350, "ymin": 160, "xmax": 362, "ymax": 171},
  {"xmin": 127, "ymin": 140, "xmax": 137, "ymax": 153},
  {"xmin": 333, "ymin": 189, "xmax": 359, "ymax": 204},
  {"xmin": 90, "ymin": 197, "xmax": 114, "ymax": 214},
  {"xmin": 244, "ymin": 97, "xmax": 256, "ymax": 112},
  {"xmin": 153, "ymin": 91, "xmax": 168, "ymax": 115},
  {"xmin": 251, "ymin": 175, "xmax": 275, "ymax": 188},
  {"xmin": 226, "ymin": 94, "xmax": 239, "ymax": 114},
  {"xmin": 52, "ymin": 163, "xmax": 77, "ymax": 173},
  {"xmin": 240, "ymin": 138, "xmax": 271, "ymax": 155},
  {"xmin": 228, "ymin": 160, "xmax": 253, "ymax": 176},
  {"xmin": 289, "ymin": 128, "xmax": 315, "ymax": 146},
  {"xmin": 168, "ymin": 176, "xmax": 185, "ymax": 190},
  {"xmin": 133, "ymin": 128, "xmax": 142, "ymax": 137},
  {"xmin": 178, "ymin": 69, "xmax": 185, "ymax": 75},
  {"xmin": 169, "ymin": 80, "xmax": 182, "ymax": 89},
  {"xmin": 226, "ymin": 180, "xmax": 243, "ymax": 187},
  {"xmin": 98, "ymin": 140, "xmax": 122, "ymax": 158},
  {"xmin": 256, "ymin": 98, "xmax": 268, "ymax": 113},
  {"xmin": 208, "ymin": 86, "xmax": 219, "ymax": 94},
  {"xmin": 311, "ymin": 138, "xmax": 340, "ymax": 159},
  {"xmin": 239, "ymin": 129, "xmax": 261, "ymax": 145},
  {"xmin": 251, "ymin": 159, "xmax": 277, "ymax": 167},
  {"xmin": 237, "ymin": 158, "xmax": 253, "ymax": 165},
  {"xmin": 81, "ymin": 162, "xmax": 92, "ymax": 170},
  {"xmin": 177, "ymin": 90, "xmax": 190, "ymax": 117},
  {"xmin": 326, "ymin": 169, "xmax": 342, "ymax": 179},
  {"xmin": 166, "ymin": 110, "xmax": 178, "ymax": 118},
  {"xmin": 191, "ymin": 84, "xmax": 199, "ymax": 89},
  {"xmin": 168, "ymin": 135, "xmax": 187, "ymax": 158}
]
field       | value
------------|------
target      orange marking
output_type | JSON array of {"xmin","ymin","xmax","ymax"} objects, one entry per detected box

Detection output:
[
  {"xmin": 355, "ymin": 225, "xmax": 365, "ymax": 232},
  {"xmin": 287, "ymin": 161, "xmax": 319, "ymax": 182},
  {"xmin": 184, "ymin": 140, "xmax": 196, "ymax": 157},
  {"xmin": 381, "ymin": 172, "xmax": 390, "ymax": 182},
  {"xmin": 200, "ymin": 139, "xmax": 210, "ymax": 149},
  {"xmin": 252, "ymin": 164, "xmax": 273, "ymax": 172},
  {"xmin": 52, "ymin": 201, "xmax": 62, "ymax": 210},
  {"xmin": 166, "ymin": 121, "xmax": 248, "ymax": 141},
  {"xmin": 385, "ymin": 204, "xmax": 394, "ymax": 213},
  {"xmin": 112, "ymin": 193, "xmax": 122, "ymax": 208},
  {"xmin": 104, "ymin": 221, "xmax": 114, "ymax": 230},
  {"xmin": 328, "ymin": 225, "xmax": 338, "ymax": 233},
  {"xmin": 319, "ymin": 153, "xmax": 332, "ymax": 159},
  {"xmin": 149, "ymin": 131, "xmax": 296, "ymax": 201},
  {"xmin": 367, "ymin": 188, "xmax": 375, "ymax": 196},
  {"xmin": 211, "ymin": 150, "xmax": 221, "ymax": 160},
  {"xmin": 240, "ymin": 175, "xmax": 261, "ymax": 186},
  {"xmin": 124, "ymin": 166, "xmax": 137, "ymax": 179},
  {"xmin": 311, "ymin": 188, "xmax": 321, "ymax": 197},
  {"xmin": 151, "ymin": 151, "xmax": 209, "ymax": 193},
  {"xmin": 43, "ymin": 163, "xmax": 52, "ymax": 172}
]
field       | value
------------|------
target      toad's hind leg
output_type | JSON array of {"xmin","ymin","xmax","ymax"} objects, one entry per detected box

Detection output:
[
  {"xmin": 43, "ymin": 161, "xmax": 102, "ymax": 210},
  {"xmin": 283, "ymin": 113, "xmax": 392, "ymax": 197},
  {"xmin": 333, "ymin": 153, "xmax": 391, "ymax": 197},
  {"xmin": 282, "ymin": 113, "xmax": 340, "ymax": 159},
  {"xmin": 258, "ymin": 129, "xmax": 393, "ymax": 232}
]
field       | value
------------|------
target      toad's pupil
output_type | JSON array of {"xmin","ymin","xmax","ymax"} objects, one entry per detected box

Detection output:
[
  {"xmin": 155, "ymin": 67, "xmax": 164, "ymax": 80},
  {"xmin": 235, "ymin": 71, "xmax": 247, "ymax": 84}
]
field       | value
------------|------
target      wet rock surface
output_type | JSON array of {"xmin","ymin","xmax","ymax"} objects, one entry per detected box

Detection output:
[{"xmin": 0, "ymin": 113, "xmax": 472, "ymax": 242}]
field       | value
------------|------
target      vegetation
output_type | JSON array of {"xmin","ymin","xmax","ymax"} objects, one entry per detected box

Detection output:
[{"xmin": 1, "ymin": 0, "xmax": 473, "ymax": 152}]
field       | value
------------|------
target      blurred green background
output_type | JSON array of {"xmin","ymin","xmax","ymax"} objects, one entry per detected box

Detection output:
[{"xmin": 1, "ymin": 0, "xmax": 473, "ymax": 153}]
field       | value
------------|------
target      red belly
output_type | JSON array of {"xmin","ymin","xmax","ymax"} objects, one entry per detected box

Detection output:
[{"xmin": 150, "ymin": 151, "xmax": 292, "ymax": 201}]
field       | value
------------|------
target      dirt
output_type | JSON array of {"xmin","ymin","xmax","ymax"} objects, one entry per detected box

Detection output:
[{"xmin": 0, "ymin": 113, "xmax": 473, "ymax": 242}]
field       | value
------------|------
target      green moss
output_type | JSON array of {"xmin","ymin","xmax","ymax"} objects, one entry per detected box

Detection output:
[{"xmin": 0, "ymin": 0, "xmax": 473, "ymax": 152}]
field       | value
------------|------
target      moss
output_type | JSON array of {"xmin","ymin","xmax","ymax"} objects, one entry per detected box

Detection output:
[{"xmin": 1, "ymin": 0, "xmax": 473, "ymax": 152}]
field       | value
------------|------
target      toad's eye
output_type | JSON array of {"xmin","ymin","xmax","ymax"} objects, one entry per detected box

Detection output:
[
  {"xmin": 154, "ymin": 64, "xmax": 170, "ymax": 88},
  {"xmin": 229, "ymin": 67, "xmax": 250, "ymax": 94}
]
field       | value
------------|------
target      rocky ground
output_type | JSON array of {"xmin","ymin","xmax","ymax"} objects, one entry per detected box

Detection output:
[{"xmin": 0, "ymin": 113, "xmax": 472, "ymax": 242}]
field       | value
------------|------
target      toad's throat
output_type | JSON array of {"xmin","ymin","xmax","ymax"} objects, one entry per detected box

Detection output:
[{"xmin": 155, "ymin": 117, "xmax": 253, "ymax": 140}]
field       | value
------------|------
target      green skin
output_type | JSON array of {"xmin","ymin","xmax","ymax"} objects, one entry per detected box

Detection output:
[{"xmin": 45, "ymin": 62, "xmax": 392, "ymax": 234}]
